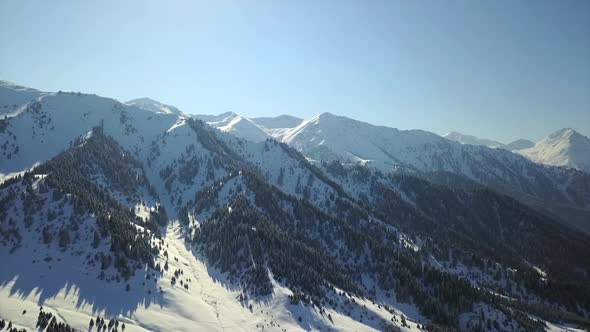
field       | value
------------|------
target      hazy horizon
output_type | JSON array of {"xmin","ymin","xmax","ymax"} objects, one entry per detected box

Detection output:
[{"xmin": 1, "ymin": 0, "xmax": 589, "ymax": 142}]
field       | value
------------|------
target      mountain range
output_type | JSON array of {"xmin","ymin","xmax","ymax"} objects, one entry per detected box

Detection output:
[
  {"xmin": 1, "ymin": 80, "xmax": 589, "ymax": 332},
  {"xmin": 442, "ymin": 132, "xmax": 535, "ymax": 151},
  {"xmin": 194, "ymin": 106, "xmax": 588, "ymax": 175}
]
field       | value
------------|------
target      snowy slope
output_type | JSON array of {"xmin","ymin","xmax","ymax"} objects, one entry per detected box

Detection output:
[
  {"xmin": 517, "ymin": 128, "xmax": 590, "ymax": 173},
  {"xmin": 273, "ymin": 112, "xmax": 590, "ymax": 215},
  {"xmin": 0, "ymin": 80, "xmax": 47, "ymax": 118},
  {"xmin": 194, "ymin": 112, "xmax": 271, "ymax": 142},
  {"xmin": 0, "ymin": 91, "xmax": 179, "ymax": 176},
  {"xmin": 443, "ymin": 131, "xmax": 504, "ymax": 148},
  {"xmin": 443, "ymin": 132, "xmax": 535, "ymax": 151},
  {"xmin": 126, "ymin": 97, "xmax": 185, "ymax": 116},
  {"xmin": 2, "ymin": 82, "xmax": 590, "ymax": 331},
  {"xmin": 0, "ymin": 217, "xmax": 422, "ymax": 332},
  {"xmin": 0, "ymin": 133, "xmax": 425, "ymax": 332}
]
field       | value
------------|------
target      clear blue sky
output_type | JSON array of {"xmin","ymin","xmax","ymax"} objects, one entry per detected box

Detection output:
[{"xmin": 1, "ymin": 0, "xmax": 589, "ymax": 142}]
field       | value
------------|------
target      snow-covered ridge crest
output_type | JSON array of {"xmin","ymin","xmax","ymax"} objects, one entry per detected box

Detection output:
[
  {"xmin": 0, "ymin": 80, "xmax": 48, "ymax": 118},
  {"xmin": 194, "ymin": 111, "xmax": 271, "ymax": 142},
  {"xmin": 443, "ymin": 131, "xmax": 505, "ymax": 148},
  {"xmin": 443, "ymin": 131, "xmax": 535, "ymax": 151},
  {"xmin": 126, "ymin": 97, "xmax": 185, "ymax": 116},
  {"xmin": 518, "ymin": 128, "xmax": 590, "ymax": 173},
  {"xmin": 0, "ymin": 90, "xmax": 181, "ymax": 176}
]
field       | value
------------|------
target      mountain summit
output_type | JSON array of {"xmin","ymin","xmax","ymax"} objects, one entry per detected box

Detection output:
[
  {"xmin": 126, "ymin": 97, "xmax": 184, "ymax": 116},
  {"xmin": 517, "ymin": 128, "xmax": 590, "ymax": 173},
  {"xmin": 443, "ymin": 131, "xmax": 504, "ymax": 148}
]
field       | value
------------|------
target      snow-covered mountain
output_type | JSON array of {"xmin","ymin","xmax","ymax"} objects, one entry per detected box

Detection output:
[
  {"xmin": 194, "ymin": 111, "xmax": 271, "ymax": 143},
  {"xmin": 517, "ymin": 128, "xmax": 590, "ymax": 173},
  {"xmin": 1, "ymin": 81, "xmax": 590, "ymax": 332},
  {"xmin": 503, "ymin": 138, "xmax": 535, "ymax": 150},
  {"xmin": 126, "ymin": 97, "xmax": 185, "ymax": 116},
  {"xmin": 269, "ymin": 112, "xmax": 590, "ymax": 232},
  {"xmin": 0, "ymin": 80, "xmax": 47, "ymax": 118},
  {"xmin": 443, "ymin": 131, "xmax": 504, "ymax": 148},
  {"xmin": 443, "ymin": 131, "xmax": 535, "ymax": 151}
]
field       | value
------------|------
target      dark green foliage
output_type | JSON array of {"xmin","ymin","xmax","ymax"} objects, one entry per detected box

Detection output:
[
  {"xmin": 196, "ymin": 195, "xmax": 357, "ymax": 298},
  {"xmin": 178, "ymin": 206, "xmax": 190, "ymax": 225},
  {"xmin": 37, "ymin": 309, "xmax": 75, "ymax": 332},
  {"xmin": 149, "ymin": 205, "xmax": 168, "ymax": 227},
  {"xmin": 29, "ymin": 128, "xmax": 160, "ymax": 276}
]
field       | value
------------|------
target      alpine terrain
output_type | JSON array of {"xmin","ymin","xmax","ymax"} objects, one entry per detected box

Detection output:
[
  {"xmin": 516, "ymin": 128, "xmax": 590, "ymax": 174},
  {"xmin": 1, "ymin": 81, "xmax": 589, "ymax": 332}
]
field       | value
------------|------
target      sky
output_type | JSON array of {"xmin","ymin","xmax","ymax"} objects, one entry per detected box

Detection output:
[{"xmin": 1, "ymin": 0, "xmax": 589, "ymax": 142}]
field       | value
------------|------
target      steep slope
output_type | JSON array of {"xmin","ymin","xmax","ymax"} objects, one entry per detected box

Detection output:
[
  {"xmin": 2, "ymin": 82, "xmax": 590, "ymax": 331},
  {"xmin": 126, "ymin": 97, "xmax": 185, "ymax": 116},
  {"xmin": 517, "ymin": 128, "xmax": 590, "ymax": 173},
  {"xmin": 443, "ymin": 131, "xmax": 504, "ymax": 148},
  {"xmin": 194, "ymin": 112, "xmax": 271, "ymax": 142},
  {"xmin": 0, "ymin": 91, "xmax": 180, "ymax": 176},
  {"xmin": 0, "ymin": 80, "xmax": 47, "ymax": 118},
  {"xmin": 191, "ymin": 163, "xmax": 590, "ymax": 331},
  {"xmin": 2, "ymin": 128, "xmax": 422, "ymax": 332},
  {"xmin": 320, "ymin": 162, "xmax": 590, "ymax": 287},
  {"xmin": 275, "ymin": 113, "xmax": 590, "ymax": 228}
]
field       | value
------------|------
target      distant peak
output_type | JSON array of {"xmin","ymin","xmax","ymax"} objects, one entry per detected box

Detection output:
[
  {"xmin": 317, "ymin": 112, "xmax": 337, "ymax": 118},
  {"xmin": 548, "ymin": 128, "xmax": 580, "ymax": 140},
  {"xmin": 126, "ymin": 97, "xmax": 183, "ymax": 116},
  {"xmin": 217, "ymin": 111, "xmax": 240, "ymax": 118},
  {"xmin": 443, "ymin": 131, "xmax": 465, "ymax": 139},
  {"xmin": 504, "ymin": 138, "xmax": 535, "ymax": 151},
  {"xmin": 555, "ymin": 127, "xmax": 574, "ymax": 134},
  {"xmin": 126, "ymin": 97, "xmax": 159, "ymax": 104},
  {"xmin": 0, "ymin": 80, "xmax": 43, "ymax": 92},
  {"xmin": 312, "ymin": 112, "xmax": 345, "ymax": 123}
]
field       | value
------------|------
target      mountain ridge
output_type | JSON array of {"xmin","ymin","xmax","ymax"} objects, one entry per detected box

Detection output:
[
  {"xmin": 517, "ymin": 128, "xmax": 590, "ymax": 173},
  {"xmin": 1, "ymin": 81, "xmax": 590, "ymax": 331}
]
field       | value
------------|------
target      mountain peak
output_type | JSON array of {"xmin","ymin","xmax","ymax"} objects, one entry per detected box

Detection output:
[
  {"xmin": 549, "ymin": 128, "xmax": 578, "ymax": 139},
  {"xmin": 443, "ymin": 131, "xmax": 504, "ymax": 148},
  {"xmin": 504, "ymin": 138, "xmax": 535, "ymax": 151},
  {"xmin": 126, "ymin": 97, "xmax": 158, "ymax": 104},
  {"xmin": 309, "ymin": 112, "xmax": 349, "ymax": 125},
  {"xmin": 194, "ymin": 111, "xmax": 270, "ymax": 142},
  {"xmin": 518, "ymin": 128, "xmax": 590, "ymax": 173},
  {"xmin": 126, "ymin": 97, "xmax": 183, "ymax": 116},
  {"xmin": 316, "ymin": 112, "xmax": 339, "ymax": 120}
]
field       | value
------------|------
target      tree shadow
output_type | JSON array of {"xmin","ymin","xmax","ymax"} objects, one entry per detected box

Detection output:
[{"xmin": 0, "ymin": 233, "xmax": 167, "ymax": 318}]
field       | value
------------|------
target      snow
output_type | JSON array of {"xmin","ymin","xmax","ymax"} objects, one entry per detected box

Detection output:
[
  {"xmin": 504, "ymin": 139, "xmax": 535, "ymax": 151},
  {"xmin": 1, "ymin": 81, "xmax": 589, "ymax": 332},
  {"xmin": 0, "ymin": 80, "xmax": 47, "ymax": 118},
  {"xmin": 126, "ymin": 97, "xmax": 185, "ymax": 116},
  {"xmin": 0, "ymin": 92, "xmax": 180, "ymax": 176},
  {"xmin": 517, "ymin": 128, "xmax": 590, "ymax": 173},
  {"xmin": 195, "ymin": 112, "xmax": 271, "ymax": 143},
  {"xmin": 443, "ymin": 131, "xmax": 505, "ymax": 148},
  {"xmin": 0, "ymin": 214, "xmax": 425, "ymax": 332}
]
